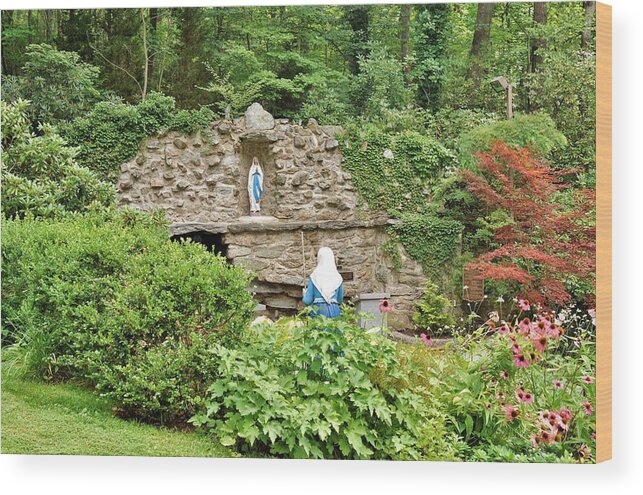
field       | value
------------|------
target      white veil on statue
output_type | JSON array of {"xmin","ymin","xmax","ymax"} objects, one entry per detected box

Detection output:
[{"xmin": 309, "ymin": 247, "xmax": 343, "ymax": 304}]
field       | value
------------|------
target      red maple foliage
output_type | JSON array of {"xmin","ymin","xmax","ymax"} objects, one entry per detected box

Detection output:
[{"xmin": 460, "ymin": 142, "xmax": 595, "ymax": 306}]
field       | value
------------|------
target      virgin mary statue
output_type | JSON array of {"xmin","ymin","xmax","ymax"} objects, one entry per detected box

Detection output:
[{"xmin": 248, "ymin": 157, "xmax": 264, "ymax": 213}]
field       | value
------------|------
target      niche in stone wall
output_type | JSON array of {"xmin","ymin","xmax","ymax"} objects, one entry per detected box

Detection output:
[
  {"xmin": 170, "ymin": 231, "xmax": 229, "ymax": 258},
  {"xmin": 239, "ymin": 138, "xmax": 277, "ymax": 217}
]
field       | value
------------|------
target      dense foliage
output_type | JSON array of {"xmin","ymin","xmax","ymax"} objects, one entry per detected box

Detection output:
[
  {"xmin": 461, "ymin": 143, "xmax": 596, "ymax": 306},
  {"xmin": 191, "ymin": 314, "xmax": 460, "ymax": 460},
  {"xmin": 2, "ymin": 208, "xmax": 255, "ymax": 423},
  {"xmin": 1, "ymin": 99, "xmax": 114, "ymax": 219},
  {"xmin": 2, "ymin": 43, "xmax": 101, "ymax": 125},
  {"xmin": 60, "ymin": 92, "xmax": 213, "ymax": 181}
]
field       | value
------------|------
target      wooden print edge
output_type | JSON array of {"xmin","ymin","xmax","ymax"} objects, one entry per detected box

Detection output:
[{"xmin": 595, "ymin": 1, "xmax": 612, "ymax": 463}]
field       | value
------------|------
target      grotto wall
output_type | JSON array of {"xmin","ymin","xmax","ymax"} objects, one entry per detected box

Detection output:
[{"xmin": 117, "ymin": 103, "xmax": 428, "ymax": 329}]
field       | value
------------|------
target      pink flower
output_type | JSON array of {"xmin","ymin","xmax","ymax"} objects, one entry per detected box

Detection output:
[
  {"xmin": 518, "ymin": 299, "xmax": 531, "ymax": 311},
  {"xmin": 582, "ymin": 376, "xmax": 594, "ymax": 384},
  {"xmin": 420, "ymin": 333, "xmax": 433, "ymax": 347},
  {"xmin": 530, "ymin": 433, "xmax": 539, "ymax": 448},
  {"xmin": 499, "ymin": 370, "xmax": 509, "ymax": 380},
  {"xmin": 552, "ymin": 379, "xmax": 563, "ymax": 389},
  {"xmin": 532, "ymin": 334, "xmax": 548, "ymax": 353},
  {"xmin": 513, "ymin": 354, "xmax": 530, "ymax": 368},
  {"xmin": 379, "ymin": 298, "xmax": 392, "ymax": 313},
  {"xmin": 558, "ymin": 407, "xmax": 573, "ymax": 423},
  {"xmin": 581, "ymin": 401, "xmax": 593, "ymax": 415},
  {"xmin": 503, "ymin": 405, "xmax": 520, "ymax": 422},
  {"xmin": 515, "ymin": 386, "xmax": 533, "ymax": 404},
  {"xmin": 518, "ymin": 317, "xmax": 531, "ymax": 335},
  {"xmin": 590, "ymin": 431, "xmax": 596, "ymax": 441},
  {"xmin": 498, "ymin": 324, "xmax": 510, "ymax": 335}
]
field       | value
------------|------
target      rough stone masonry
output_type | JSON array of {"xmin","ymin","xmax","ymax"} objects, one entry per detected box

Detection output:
[{"xmin": 117, "ymin": 103, "xmax": 427, "ymax": 329}]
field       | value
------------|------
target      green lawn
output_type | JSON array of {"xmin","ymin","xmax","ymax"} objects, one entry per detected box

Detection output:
[{"xmin": 1, "ymin": 365, "xmax": 235, "ymax": 457}]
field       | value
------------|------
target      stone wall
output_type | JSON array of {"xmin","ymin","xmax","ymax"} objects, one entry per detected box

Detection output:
[
  {"xmin": 117, "ymin": 103, "xmax": 363, "ymax": 223},
  {"xmin": 223, "ymin": 220, "xmax": 426, "ymax": 329}
]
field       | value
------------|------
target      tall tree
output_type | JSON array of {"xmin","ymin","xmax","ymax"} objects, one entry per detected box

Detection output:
[
  {"xmin": 581, "ymin": 1, "xmax": 596, "ymax": 50},
  {"xmin": 399, "ymin": 4, "xmax": 412, "ymax": 74},
  {"xmin": 344, "ymin": 5, "xmax": 370, "ymax": 75},
  {"xmin": 412, "ymin": 3, "xmax": 451, "ymax": 110},
  {"xmin": 530, "ymin": 2, "xmax": 548, "ymax": 73},
  {"xmin": 468, "ymin": 3, "xmax": 494, "ymax": 88}
]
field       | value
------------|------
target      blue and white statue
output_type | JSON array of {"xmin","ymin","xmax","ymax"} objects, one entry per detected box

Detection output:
[
  {"xmin": 248, "ymin": 157, "xmax": 264, "ymax": 213},
  {"xmin": 302, "ymin": 247, "xmax": 344, "ymax": 318}
]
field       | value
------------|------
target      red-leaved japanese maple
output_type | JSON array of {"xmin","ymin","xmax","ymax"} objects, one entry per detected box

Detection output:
[{"xmin": 460, "ymin": 142, "xmax": 595, "ymax": 306}]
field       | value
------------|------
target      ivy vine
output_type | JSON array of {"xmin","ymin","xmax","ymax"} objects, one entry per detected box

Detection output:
[{"xmin": 61, "ymin": 92, "xmax": 214, "ymax": 182}]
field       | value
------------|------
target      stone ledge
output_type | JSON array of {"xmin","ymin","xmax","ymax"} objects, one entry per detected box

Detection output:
[{"xmin": 169, "ymin": 215, "xmax": 393, "ymax": 236}]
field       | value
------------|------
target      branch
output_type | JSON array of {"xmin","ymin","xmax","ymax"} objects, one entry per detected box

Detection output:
[{"xmin": 90, "ymin": 42, "xmax": 143, "ymax": 96}]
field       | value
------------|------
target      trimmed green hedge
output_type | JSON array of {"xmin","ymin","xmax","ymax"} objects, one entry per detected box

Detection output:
[{"xmin": 1, "ymin": 208, "xmax": 254, "ymax": 424}]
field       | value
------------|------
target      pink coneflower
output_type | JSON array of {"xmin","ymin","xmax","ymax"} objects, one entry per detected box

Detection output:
[
  {"xmin": 538, "ymin": 429, "xmax": 555, "ymax": 445},
  {"xmin": 420, "ymin": 333, "xmax": 433, "ymax": 347},
  {"xmin": 552, "ymin": 379, "xmax": 563, "ymax": 389},
  {"xmin": 496, "ymin": 392, "xmax": 506, "ymax": 400},
  {"xmin": 558, "ymin": 407, "xmax": 573, "ymax": 423},
  {"xmin": 498, "ymin": 324, "xmax": 510, "ymax": 335},
  {"xmin": 379, "ymin": 298, "xmax": 392, "ymax": 313},
  {"xmin": 530, "ymin": 433, "xmax": 540, "ymax": 448},
  {"xmin": 581, "ymin": 401, "xmax": 593, "ymax": 415},
  {"xmin": 590, "ymin": 431, "xmax": 596, "ymax": 441},
  {"xmin": 518, "ymin": 317, "xmax": 531, "ymax": 335},
  {"xmin": 503, "ymin": 405, "xmax": 520, "ymax": 422},
  {"xmin": 521, "ymin": 392, "xmax": 534, "ymax": 404},
  {"xmin": 532, "ymin": 334, "xmax": 548, "ymax": 353},
  {"xmin": 513, "ymin": 354, "xmax": 530, "ymax": 368},
  {"xmin": 518, "ymin": 299, "xmax": 531, "ymax": 311},
  {"xmin": 582, "ymin": 376, "xmax": 594, "ymax": 384},
  {"xmin": 499, "ymin": 370, "xmax": 509, "ymax": 380},
  {"xmin": 511, "ymin": 342, "xmax": 521, "ymax": 355}
]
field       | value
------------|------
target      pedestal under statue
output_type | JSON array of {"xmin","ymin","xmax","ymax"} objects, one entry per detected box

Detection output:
[{"xmin": 248, "ymin": 157, "xmax": 264, "ymax": 214}]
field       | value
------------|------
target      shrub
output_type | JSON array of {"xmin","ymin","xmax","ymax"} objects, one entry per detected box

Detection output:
[
  {"xmin": 1, "ymin": 208, "xmax": 255, "ymax": 423},
  {"xmin": 191, "ymin": 315, "xmax": 459, "ymax": 460},
  {"xmin": 1, "ymin": 99, "xmax": 115, "ymax": 220},
  {"xmin": 61, "ymin": 92, "xmax": 214, "ymax": 181},
  {"xmin": 2, "ymin": 44, "xmax": 101, "ymax": 125},
  {"xmin": 413, "ymin": 282, "xmax": 456, "ymax": 335},
  {"xmin": 459, "ymin": 113, "xmax": 567, "ymax": 169}
]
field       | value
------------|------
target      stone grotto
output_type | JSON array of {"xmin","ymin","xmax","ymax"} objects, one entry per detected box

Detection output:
[{"xmin": 117, "ymin": 103, "xmax": 428, "ymax": 329}]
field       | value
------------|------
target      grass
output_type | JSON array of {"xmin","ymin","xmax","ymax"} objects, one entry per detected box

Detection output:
[{"xmin": 1, "ymin": 363, "xmax": 236, "ymax": 457}]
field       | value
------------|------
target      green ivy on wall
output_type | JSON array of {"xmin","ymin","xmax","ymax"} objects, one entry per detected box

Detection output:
[
  {"xmin": 61, "ymin": 92, "xmax": 214, "ymax": 182},
  {"xmin": 340, "ymin": 129, "xmax": 462, "ymax": 277},
  {"xmin": 388, "ymin": 214, "xmax": 462, "ymax": 278}
]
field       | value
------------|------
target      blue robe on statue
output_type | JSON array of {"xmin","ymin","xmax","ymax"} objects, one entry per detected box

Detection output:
[
  {"xmin": 252, "ymin": 172, "xmax": 262, "ymax": 203},
  {"xmin": 302, "ymin": 279, "xmax": 343, "ymax": 318}
]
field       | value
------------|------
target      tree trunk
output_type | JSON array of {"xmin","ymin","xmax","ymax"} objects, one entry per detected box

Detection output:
[
  {"xmin": 147, "ymin": 8, "xmax": 159, "ymax": 89},
  {"xmin": 530, "ymin": 2, "xmax": 548, "ymax": 73},
  {"xmin": 399, "ymin": 4, "xmax": 412, "ymax": 74},
  {"xmin": 141, "ymin": 9, "xmax": 148, "ymax": 100},
  {"xmin": 345, "ymin": 6, "xmax": 370, "ymax": 75},
  {"xmin": 581, "ymin": 1, "xmax": 596, "ymax": 49},
  {"xmin": 468, "ymin": 3, "xmax": 494, "ymax": 88}
]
